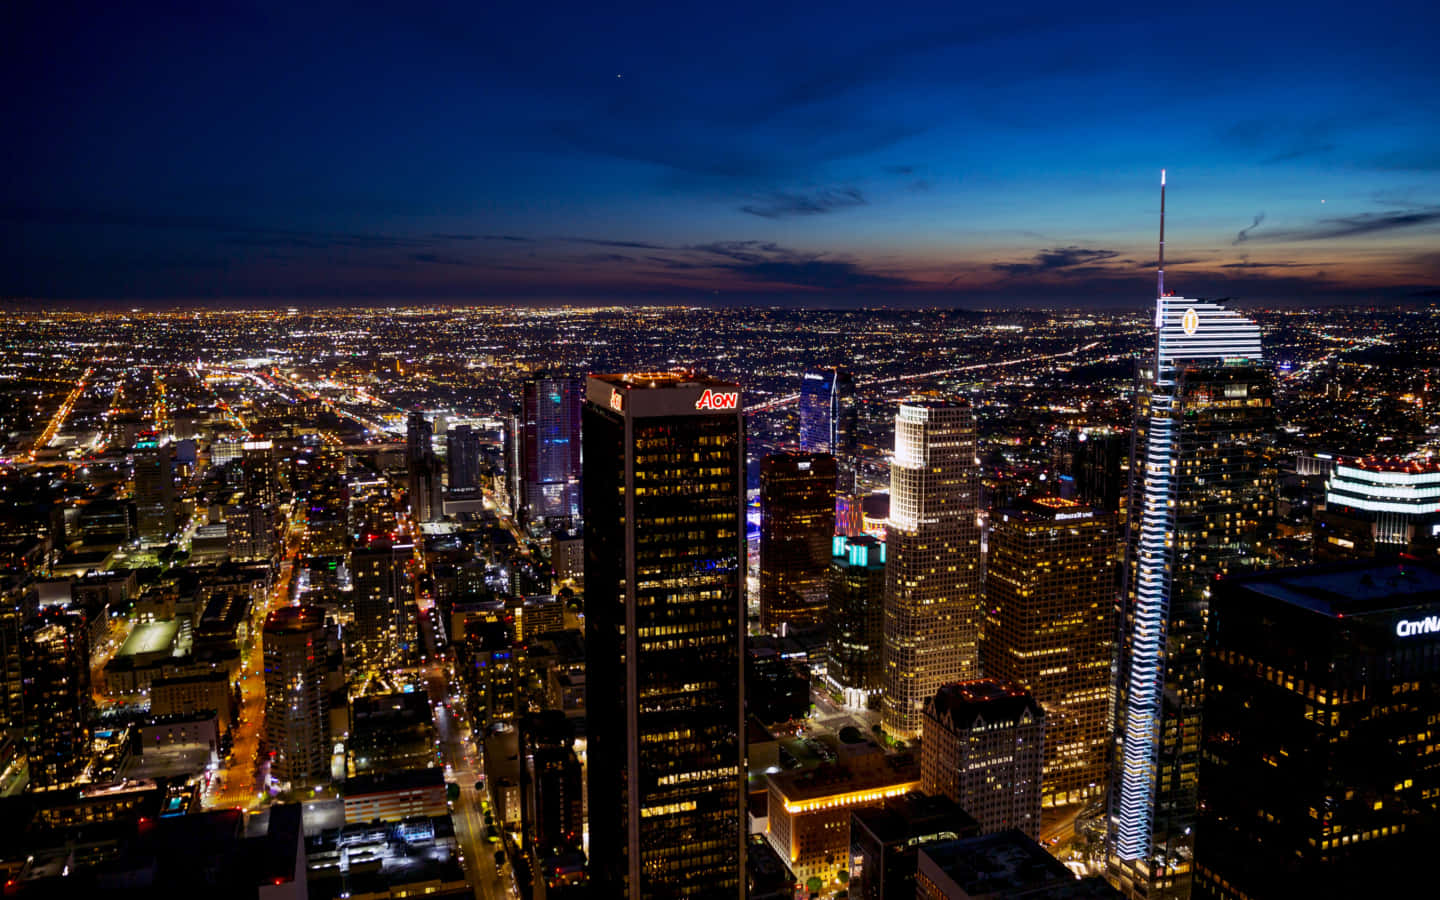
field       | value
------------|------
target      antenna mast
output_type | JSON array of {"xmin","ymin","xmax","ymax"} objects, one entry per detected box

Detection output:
[{"xmin": 1157, "ymin": 169, "xmax": 1166, "ymax": 298}]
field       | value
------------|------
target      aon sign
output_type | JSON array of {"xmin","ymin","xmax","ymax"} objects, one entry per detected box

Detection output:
[{"xmin": 695, "ymin": 389, "xmax": 739, "ymax": 411}]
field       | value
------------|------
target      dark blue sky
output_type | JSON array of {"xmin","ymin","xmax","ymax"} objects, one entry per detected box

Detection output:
[{"xmin": 5, "ymin": 0, "xmax": 1439, "ymax": 305}]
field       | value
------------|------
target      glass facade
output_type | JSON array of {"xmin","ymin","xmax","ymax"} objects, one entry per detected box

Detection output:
[
  {"xmin": 759, "ymin": 452, "xmax": 837, "ymax": 632},
  {"xmin": 584, "ymin": 373, "xmax": 746, "ymax": 897},
  {"xmin": 1108, "ymin": 299, "xmax": 1275, "ymax": 900},
  {"xmin": 1196, "ymin": 562, "xmax": 1440, "ymax": 899},
  {"xmin": 826, "ymin": 535, "xmax": 886, "ymax": 709}
]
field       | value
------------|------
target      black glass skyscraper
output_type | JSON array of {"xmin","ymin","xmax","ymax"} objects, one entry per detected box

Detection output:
[
  {"xmin": 1196, "ymin": 560, "xmax": 1440, "ymax": 899},
  {"xmin": 759, "ymin": 452, "xmax": 836, "ymax": 632},
  {"xmin": 583, "ymin": 372, "xmax": 746, "ymax": 897}
]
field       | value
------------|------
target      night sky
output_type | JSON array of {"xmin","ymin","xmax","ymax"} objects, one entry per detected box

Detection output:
[{"xmin": 5, "ymin": 0, "xmax": 1439, "ymax": 306}]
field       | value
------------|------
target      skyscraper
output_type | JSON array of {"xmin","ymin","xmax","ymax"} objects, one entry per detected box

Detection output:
[
  {"xmin": 759, "ymin": 452, "xmax": 837, "ymax": 632},
  {"xmin": 982, "ymin": 496, "xmax": 1117, "ymax": 807},
  {"xmin": 1195, "ymin": 560, "xmax": 1440, "ymax": 899},
  {"xmin": 406, "ymin": 412, "xmax": 442, "ymax": 523},
  {"xmin": 22, "ymin": 608, "xmax": 91, "ymax": 790},
  {"xmin": 446, "ymin": 423, "xmax": 482, "ymax": 493},
  {"xmin": 799, "ymin": 368, "xmax": 857, "ymax": 460},
  {"xmin": 263, "ymin": 605, "xmax": 330, "ymax": 786},
  {"xmin": 1314, "ymin": 457, "xmax": 1440, "ymax": 561},
  {"xmin": 583, "ymin": 372, "xmax": 746, "ymax": 896},
  {"xmin": 350, "ymin": 545, "xmax": 414, "ymax": 670},
  {"xmin": 1107, "ymin": 287, "xmax": 1275, "ymax": 894},
  {"xmin": 826, "ymin": 534, "xmax": 886, "ymax": 710},
  {"xmin": 920, "ymin": 679, "xmax": 1044, "ymax": 840},
  {"xmin": 133, "ymin": 433, "xmax": 175, "ymax": 544},
  {"xmin": 882, "ymin": 400, "xmax": 982, "ymax": 740},
  {"xmin": 518, "ymin": 374, "xmax": 582, "ymax": 530},
  {"xmin": 519, "ymin": 710, "xmax": 585, "ymax": 861}
]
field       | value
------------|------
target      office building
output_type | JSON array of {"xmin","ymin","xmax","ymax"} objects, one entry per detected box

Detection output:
[
  {"xmin": 226, "ymin": 501, "xmax": 280, "ymax": 562},
  {"xmin": 406, "ymin": 411, "xmax": 442, "ymax": 523},
  {"xmin": 1195, "ymin": 561, "xmax": 1440, "ymax": 899},
  {"xmin": 765, "ymin": 749, "xmax": 920, "ymax": 884},
  {"xmin": 517, "ymin": 374, "xmax": 582, "ymax": 530},
  {"xmin": 921, "ymin": 679, "xmax": 1044, "ymax": 840},
  {"xmin": 262, "ymin": 605, "xmax": 330, "ymax": 786},
  {"xmin": 583, "ymin": 372, "xmax": 746, "ymax": 896},
  {"xmin": 462, "ymin": 618, "xmax": 520, "ymax": 730},
  {"xmin": 918, "ymin": 830, "xmax": 1123, "ymax": 899},
  {"xmin": 133, "ymin": 434, "xmax": 175, "ymax": 544},
  {"xmin": 21, "ymin": 608, "xmax": 91, "ymax": 790},
  {"xmin": 241, "ymin": 439, "xmax": 279, "ymax": 505},
  {"xmin": 1108, "ymin": 292, "xmax": 1275, "ymax": 899},
  {"xmin": 799, "ymin": 367, "xmax": 858, "ymax": 490},
  {"xmin": 759, "ymin": 452, "xmax": 837, "ymax": 632},
  {"xmin": 826, "ymin": 534, "xmax": 886, "ymax": 710},
  {"xmin": 520, "ymin": 710, "xmax": 585, "ymax": 861},
  {"xmin": 350, "ymin": 545, "xmax": 415, "ymax": 670},
  {"xmin": 1314, "ymin": 457, "xmax": 1440, "ymax": 561},
  {"xmin": 1054, "ymin": 428, "xmax": 1128, "ymax": 513},
  {"xmin": 849, "ymin": 793, "xmax": 979, "ymax": 900},
  {"xmin": 882, "ymin": 400, "xmax": 982, "ymax": 740},
  {"xmin": 982, "ymin": 497, "xmax": 1116, "ymax": 806},
  {"xmin": 446, "ymin": 423, "xmax": 482, "ymax": 492}
]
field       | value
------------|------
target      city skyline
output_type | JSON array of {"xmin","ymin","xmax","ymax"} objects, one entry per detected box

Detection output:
[{"xmin": 5, "ymin": 2, "xmax": 1440, "ymax": 305}]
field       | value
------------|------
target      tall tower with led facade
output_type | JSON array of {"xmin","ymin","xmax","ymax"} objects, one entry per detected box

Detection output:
[
  {"xmin": 583, "ymin": 373, "xmax": 746, "ymax": 897},
  {"xmin": 1106, "ymin": 173, "xmax": 1276, "ymax": 900},
  {"xmin": 881, "ymin": 400, "xmax": 982, "ymax": 740}
]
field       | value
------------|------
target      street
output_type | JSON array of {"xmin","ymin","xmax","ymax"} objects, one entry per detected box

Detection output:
[{"xmin": 423, "ymin": 662, "xmax": 514, "ymax": 900}]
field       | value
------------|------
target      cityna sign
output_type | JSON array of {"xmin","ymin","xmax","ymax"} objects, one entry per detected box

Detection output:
[
  {"xmin": 695, "ymin": 389, "xmax": 739, "ymax": 411},
  {"xmin": 1395, "ymin": 615, "xmax": 1440, "ymax": 638}
]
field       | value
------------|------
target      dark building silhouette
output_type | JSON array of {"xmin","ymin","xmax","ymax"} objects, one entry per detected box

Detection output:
[
  {"xmin": 826, "ymin": 534, "xmax": 886, "ymax": 710},
  {"xmin": 848, "ymin": 792, "xmax": 978, "ymax": 900},
  {"xmin": 1195, "ymin": 561, "xmax": 1440, "ymax": 899},
  {"xmin": 520, "ymin": 711, "xmax": 585, "ymax": 861},
  {"xmin": 583, "ymin": 373, "xmax": 746, "ymax": 897},
  {"xmin": 759, "ymin": 452, "xmax": 836, "ymax": 632},
  {"xmin": 746, "ymin": 645, "xmax": 810, "ymax": 725},
  {"xmin": 446, "ymin": 423, "xmax": 482, "ymax": 493}
]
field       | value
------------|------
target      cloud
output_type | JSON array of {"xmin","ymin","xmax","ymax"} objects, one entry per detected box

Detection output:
[
  {"xmin": 719, "ymin": 259, "xmax": 912, "ymax": 289},
  {"xmin": 740, "ymin": 187, "xmax": 866, "ymax": 218},
  {"xmin": 565, "ymin": 237, "xmax": 668, "ymax": 250},
  {"xmin": 1220, "ymin": 259, "xmax": 1325, "ymax": 269},
  {"xmin": 410, "ymin": 252, "xmax": 470, "ymax": 265},
  {"xmin": 1233, "ymin": 212, "xmax": 1266, "ymax": 245},
  {"xmin": 993, "ymin": 246, "xmax": 1120, "ymax": 277},
  {"xmin": 1238, "ymin": 207, "xmax": 1440, "ymax": 242}
]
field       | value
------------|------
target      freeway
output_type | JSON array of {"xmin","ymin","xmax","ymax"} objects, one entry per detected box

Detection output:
[{"xmin": 423, "ymin": 661, "xmax": 515, "ymax": 900}]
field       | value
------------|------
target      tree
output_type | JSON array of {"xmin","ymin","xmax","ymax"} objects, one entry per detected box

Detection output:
[
  {"xmin": 837, "ymin": 870, "xmax": 849, "ymax": 884},
  {"xmin": 806, "ymin": 875, "xmax": 824, "ymax": 895}
]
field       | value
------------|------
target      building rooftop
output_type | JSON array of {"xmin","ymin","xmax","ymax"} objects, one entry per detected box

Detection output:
[
  {"xmin": 767, "ymin": 753, "xmax": 919, "ymax": 806},
  {"xmin": 115, "ymin": 618, "xmax": 181, "ymax": 659},
  {"xmin": 263, "ymin": 604, "xmax": 326, "ymax": 634},
  {"xmin": 927, "ymin": 679, "xmax": 1044, "ymax": 730},
  {"xmin": 920, "ymin": 830, "xmax": 1120, "ymax": 898},
  {"xmin": 343, "ymin": 767, "xmax": 445, "ymax": 798},
  {"xmin": 1225, "ymin": 560, "xmax": 1440, "ymax": 619}
]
